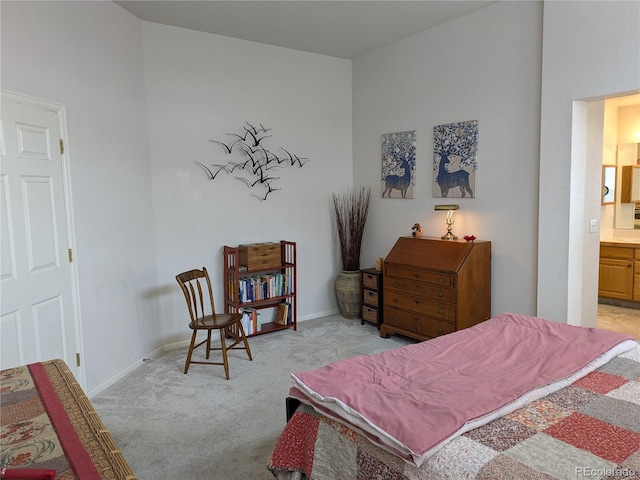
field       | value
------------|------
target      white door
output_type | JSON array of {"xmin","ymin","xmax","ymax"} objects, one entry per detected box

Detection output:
[{"xmin": 0, "ymin": 93, "xmax": 81, "ymax": 381}]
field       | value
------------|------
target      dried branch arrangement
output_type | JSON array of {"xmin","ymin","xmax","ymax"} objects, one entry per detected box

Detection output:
[{"xmin": 332, "ymin": 187, "xmax": 371, "ymax": 271}]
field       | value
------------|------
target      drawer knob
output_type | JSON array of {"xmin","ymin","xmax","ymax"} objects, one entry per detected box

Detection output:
[
  {"xmin": 366, "ymin": 274, "xmax": 373, "ymax": 280},
  {"xmin": 414, "ymin": 299, "xmax": 421, "ymax": 304},
  {"xmin": 437, "ymin": 290, "xmax": 444, "ymax": 297},
  {"xmin": 437, "ymin": 328, "xmax": 445, "ymax": 334},
  {"xmin": 393, "ymin": 298, "xmax": 399, "ymax": 303},
  {"xmin": 414, "ymin": 273, "xmax": 421, "ymax": 278},
  {"xmin": 393, "ymin": 282, "xmax": 399, "ymax": 288},
  {"xmin": 438, "ymin": 308, "xmax": 444, "ymax": 314},
  {"xmin": 367, "ymin": 291, "xmax": 374, "ymax": 297},
  {"xmin": 438, "ymin": 278, "xmax": 444, "ymax": 284},
  {"xmin": 413, "ymin": 316, "xmax": 420, "ymax": 322}
]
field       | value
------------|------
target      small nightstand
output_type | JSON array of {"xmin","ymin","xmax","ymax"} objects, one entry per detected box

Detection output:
[{"xmin": 361, "ymin": 268, "xmax": 383, "ymax": 328}]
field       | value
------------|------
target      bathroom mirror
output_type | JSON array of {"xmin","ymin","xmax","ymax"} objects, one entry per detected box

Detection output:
[
  {"xmin": 601, "ymin": 165, "xmax": 616, "ymax": 205},
  {"xmin": 614, "ymin": 143, "xmax": 640, "ymax": 229}
]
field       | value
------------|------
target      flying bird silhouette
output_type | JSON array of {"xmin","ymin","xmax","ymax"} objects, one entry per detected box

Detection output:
[
  {"xmin": 243, "ymin": 122, "xmax": 272, "ymax": 147},
  {"xmin": 195, "ymin": 160, "xmax": 230, "ymax": 179},
  {"xmin": 292, "ymin": 154, "xmax": 310, "ymax": 167},
  {"xmin": 279, "ymin": 147, "xmax": 310, "ymax": 167},
  {"xmin": 226, "ymin": 161, "xmax": 249, "ymax": 173},
  {"xmin": 234, "ymin": 175, "xmax": 280, "ymax": 187},
  {"xmin": 246, "ymin": 122, "xmax": 271, "ymax": 136},
  {"xmin": 250, "ymin": 180, "xmax": 281, "ymax": 201},
  {"xmin": 236, "ymin": 146, "xmax": 262, "ymax": 167},
  {"xmin": 209, "ymin": 137, "xmax": 241, "ymax": 154},
  {"xmin": 259, "ymin": 146, "xmax": 278, "ymax": 163}
]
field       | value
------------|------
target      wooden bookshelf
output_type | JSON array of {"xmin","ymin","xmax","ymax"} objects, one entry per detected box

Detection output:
[{"xmin": 223, "ymin": 241, "xmax": 297, "ymax": 336}]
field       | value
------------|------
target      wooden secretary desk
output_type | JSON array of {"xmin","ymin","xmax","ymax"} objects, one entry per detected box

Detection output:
[{"xmin": 381, "ymin": 236, "xmax": 491, "ymax": 341}]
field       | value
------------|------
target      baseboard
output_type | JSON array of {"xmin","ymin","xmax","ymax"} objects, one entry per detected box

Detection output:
[
  {"xmin": 89, "ymin": 310, "xmax": 342, "ymax": 398},
  {"xmin": 162, "ymin": 339, "xmax": 192, "ymax": 351},
  {"xmin": 598, "ymin": 297, "xmax": 640, "ymax": 310},
  {"xmin": 87, "ymin": 346, "xmax": 162, "ymax": 398},
  {"xmin": 299, "ymin": 309, "xmax": 340, "ymax": 321}
]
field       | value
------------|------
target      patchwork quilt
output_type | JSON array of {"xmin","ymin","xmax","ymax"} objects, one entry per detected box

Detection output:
[{"xmin": 268, "ymin": 343, "xmax": 640, "ymax": 480}]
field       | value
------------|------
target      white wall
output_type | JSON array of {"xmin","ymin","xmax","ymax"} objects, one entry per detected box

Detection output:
[
  {"xmin": 1, "ymin": 2, "xmax": 352, "ymax": 393},
  {"xmin": 4, "ymin": 0, "xmax": 637, "ymax": 392},
  {"xmin": 1, "ymin": 1, "xmax": 157, "ymax": 391},
  {"xmin": 140, "ymin": 22, "xmax": 353, "ymax": 345},
  {"xmin": 353, "ymin": 1, "xmax": 543, "ymax": 317},
  {"xmin": 538, "ymin": 1, "xmax": 640, "ymax": 325}
]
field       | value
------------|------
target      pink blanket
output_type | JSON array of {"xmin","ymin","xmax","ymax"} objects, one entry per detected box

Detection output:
[{"xmin": 291, "ymin": 313, "xmax": 636, "ymax": 466}]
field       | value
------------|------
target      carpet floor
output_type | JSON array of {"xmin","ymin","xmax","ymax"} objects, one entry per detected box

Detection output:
[{"xmin": 92, "ymin": 315, "xmax": 413, "ymax": 479}]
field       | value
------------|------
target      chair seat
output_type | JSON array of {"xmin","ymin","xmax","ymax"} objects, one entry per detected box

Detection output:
[{"xmin": 190, "ymin": 313, "xmax": 242, "ymax": 330}]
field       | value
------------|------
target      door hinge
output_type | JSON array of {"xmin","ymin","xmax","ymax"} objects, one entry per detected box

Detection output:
[
  {"xmin": 68, "ymin": 248, "xmax": 73, "ymax": 263},
  {"xmin": 59, "ymin": 139, "xmax": 64, "ymax": 154},
  {"xmin": 76, "ymin": 353, "xmax": 81, "ymax": 367}
]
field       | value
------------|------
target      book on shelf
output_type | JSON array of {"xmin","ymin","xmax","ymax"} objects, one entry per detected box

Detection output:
[
  {"xmin": 285, "ymin": 301, "xmax": 293, "ymax": 325},
  {"xmin": 237, "ymin": 272, "xmax": 292, "ymax": 303},
  {"xmin": 241, "ymin": 309, "xmax": 252, "ymax": 335},
  {"xmin": 275, "ymin": 302, "xmax": 289, "ymax": 326},
  {"xmin": 241, "ymin": 308, "xmax": 260, "ymax": 334}
]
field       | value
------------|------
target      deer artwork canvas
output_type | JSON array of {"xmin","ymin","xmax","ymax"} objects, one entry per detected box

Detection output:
[
  {"xmin": 381, "ymin": 130, "xmax": 416, "ymax": 199},
  {"xmin": 433, "ymin": 120, "xmax": 478, "ymax": 198}
]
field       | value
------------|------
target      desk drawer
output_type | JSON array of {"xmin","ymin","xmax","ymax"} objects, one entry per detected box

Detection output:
[
  {"xmin": 385, "ymin": 265, "xmax": 454, "ymax": 287},
  {"xmin": 417, "ymin": 317, "xmax": 456, "ymax": 338},
  {"xmin": 384, "ymin": 292, "xmax": 455, "ymax": 322},
  {"xmin": 385, "ymin": 277, "xmax": 455, "ymax": 303},
  {"xmin": 600, "ymin": 246, "xmax": 634, "ymax": 260},
  {"xmin": 384, "ymin": 307, "xmax": 455, "ymax": 338}
]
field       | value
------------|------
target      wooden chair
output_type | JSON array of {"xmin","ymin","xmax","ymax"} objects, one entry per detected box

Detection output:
[{"xmin": 175, "ymin": 267, "xmax": 252, "ymax": 378}]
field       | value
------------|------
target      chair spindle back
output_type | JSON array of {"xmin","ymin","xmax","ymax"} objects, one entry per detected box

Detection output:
[{"xmin": 176, "ymin": 267, "xmax": 215, "ymax": 323}]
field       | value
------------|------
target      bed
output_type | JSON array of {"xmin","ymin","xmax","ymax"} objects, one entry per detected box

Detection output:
[
  {"xmin": 268, "ymin": 313, "xmax": 640, "ymax": 480},
  {"xmin": 1, "ymin": 359, "xmax": 137, "ymax": 480}
]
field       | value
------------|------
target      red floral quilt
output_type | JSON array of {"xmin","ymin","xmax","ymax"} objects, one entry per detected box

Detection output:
[
  {"xmin": 1, "ymin": 360, "xmax": 136, "ymax": 480},
  {"xmin": 268, "ymin": 343, "xmax": 640, "ymax": 480}
]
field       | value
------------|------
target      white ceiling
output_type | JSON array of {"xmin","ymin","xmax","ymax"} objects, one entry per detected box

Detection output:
[{"xmin": 115, "ymin": 1, "xmax": 497, "ymax": 59}]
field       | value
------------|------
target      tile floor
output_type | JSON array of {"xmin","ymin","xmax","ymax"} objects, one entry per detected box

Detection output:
[{"xmin": 597, "ymin": 303, "xmax": 640, "ymax": 340}]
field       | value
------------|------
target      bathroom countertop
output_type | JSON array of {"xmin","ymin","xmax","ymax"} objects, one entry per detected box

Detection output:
[{"xmin": 600, "ymin": 238, "xmax": 640, "ymax": 245}]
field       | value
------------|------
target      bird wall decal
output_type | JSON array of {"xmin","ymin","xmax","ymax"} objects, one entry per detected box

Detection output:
[{"xmin": 199, "ymin": 122, "xmax": 310, "ymax": 200}]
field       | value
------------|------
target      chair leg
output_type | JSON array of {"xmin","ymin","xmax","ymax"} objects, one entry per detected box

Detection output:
[
  {"xmin": 219, "ymin": 329, "xmax": 230, "ymax": 380},
  {"xmin": 238, "ymin": 322, "xmax": 253, "ymax": 361},
  {"xmin": 206, "ymin": 330, "xmax": 212, "ymax": 359},
  {"xmin": 184, "ymin": 330, "xmax": 198, "ymax": 374}
]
